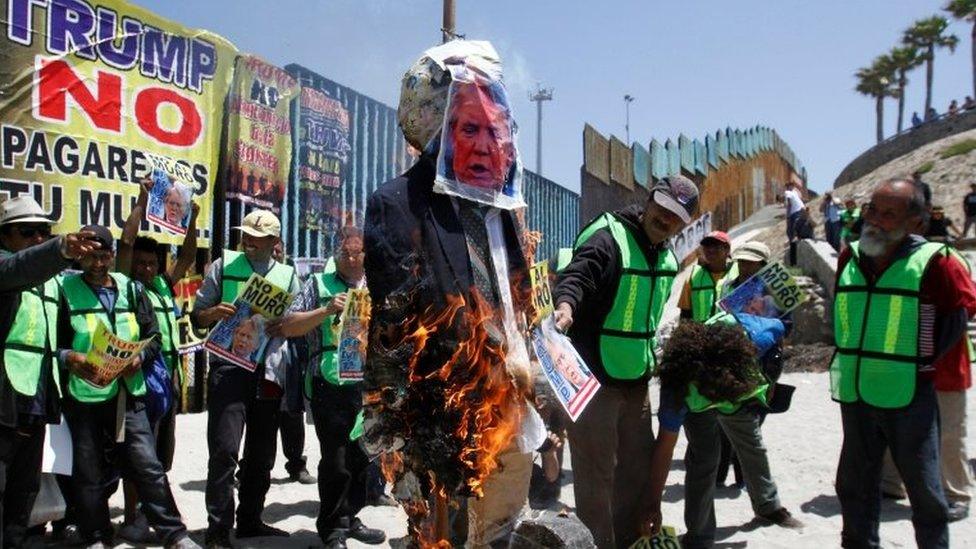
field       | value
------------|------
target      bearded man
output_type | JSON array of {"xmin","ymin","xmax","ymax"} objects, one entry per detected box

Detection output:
[{"xmin": 830, "ymin": 178, "xmax": 976, "ymax": 549}]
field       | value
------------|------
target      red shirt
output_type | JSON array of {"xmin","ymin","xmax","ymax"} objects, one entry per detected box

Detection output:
[{"xmin": 837, "ymin": 244, "xmax": 976, "ymax": 391}]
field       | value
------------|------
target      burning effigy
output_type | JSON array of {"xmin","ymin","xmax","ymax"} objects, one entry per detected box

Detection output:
[{"xmin": 362, "ymin": 40, "xmax": 545, "ymax": 547}]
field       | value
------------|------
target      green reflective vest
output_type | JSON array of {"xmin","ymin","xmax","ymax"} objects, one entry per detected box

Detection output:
[
  {"xmin": 575, "ymin": 213, "xmax": 678, "ymax": 379},
  {"xmin": 689, "ymin": 263, "xmax": 737, "ymax": 322},
  {"xmin": 146, "ymin": 275, "xmax": 181, "ymax": 384},
  {"xmin": 62, "ymin": 272, "xmax": 146, "ymax": 402},
  {"xmin": 1, "ymin": 250, "xmax": 61, "ymax": 397},
  {"xmin": 830, "ymin": 241, "xmax": 944, "ymax": 409},
  {"xmin": 684, "ymin": 311, "xmax": 769, "ymax": 413},
  {"xmin": 305, "ymin": 271, "xmax": 352, "ymax": 393},
  {"xmin": 840, "ymin": 208, "xmax": 861, "ymax": 242}
]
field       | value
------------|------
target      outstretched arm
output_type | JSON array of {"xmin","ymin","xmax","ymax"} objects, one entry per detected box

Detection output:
[{"xmin": 168, "ymin": 202, "xmax": 199, "ymax": 283}]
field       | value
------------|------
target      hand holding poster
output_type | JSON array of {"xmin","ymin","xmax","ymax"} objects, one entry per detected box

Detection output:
[
  {"xmin": 146, "ymin": 166, "xmax": 194, "ymax": 235},
  {"xmin": 718, "ymin": 262, "xmax": 807, "ymax": 318},
  {"xmin": 531, "ymin": 317, "xmax": 600, "ymax": 422},
  {"xmin": 205, "ymin": 273, "xmax": 294, "ymax": 372},
  {"xmin": 337, "ymin": 289, "xmax": 371, "ymax": 381},
  {"xmin": 82, "ymin": 321, "xmax": 152, "ymax": 388}
]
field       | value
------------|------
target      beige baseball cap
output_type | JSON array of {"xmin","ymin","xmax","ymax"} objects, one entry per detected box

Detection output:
[
  {"xmin": 234, "ymin": 210, "xmax": 280, "ymax": 238},
  {"xmin": 0, "ymin": 196, "xmax": 53, "ymax": 226},
  {"xmin": 732, "ymin": 241, "xmax": 771, "ymax": 263}
]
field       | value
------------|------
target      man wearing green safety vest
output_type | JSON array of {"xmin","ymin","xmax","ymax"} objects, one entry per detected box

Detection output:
[
  {"xmin": 0, "ymin": 196, "xmax": 98, "ymax": 547},
  {"xmin": 678, "ymin": 231, "xmax": 734, "ymax": 322},
  {"xmin": 839, "ymin": 198, "xmax": 861, "ymax": 247},
  {"xmin": 831, "ymin": 179, "xmax": 976, "ymax": 549},
  {"xmin": 272, "ymin": 228, "xmax": 385, "ymax": 548},
  {"xmin": 190, "ymin": 210, "xmax": 300, "ymax": 548},
  {"xmin": 552, "ymin": 175, "xmax": 698, "ymax": 549},
  {"xmin": 112, "ymin": 174, "xmax": 200, "ymax": 544},
  {"xmin": 56, "ymin": 225, "xmax": 196, "ymax": 549}
]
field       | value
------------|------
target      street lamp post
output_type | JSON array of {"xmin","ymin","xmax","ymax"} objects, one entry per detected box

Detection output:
[
  {"xmin": 529, "ymin": 85, "xmax": 554, "ymax": 175},
  {"xmin": 624, "ymin": 94, "xmax": 635, "ymax": 144}
]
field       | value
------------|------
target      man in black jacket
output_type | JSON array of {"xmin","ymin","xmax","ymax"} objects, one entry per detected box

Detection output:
[
  {"xmin": 0, "ymin": 196, "xmax": 97, "ymax": 547},
  {"xmin": 553, "ymin": 177, "xmax": 698, "ymax": 549}
]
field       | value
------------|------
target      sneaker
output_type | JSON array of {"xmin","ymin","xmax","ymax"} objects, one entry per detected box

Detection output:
[
  {"xmin": 366, "ymin": 493, "xmax": 399, "ymax": 507},
  {"xmin": 758, "ymin": 507, "xmax": 805, "ymax": 529},
  {"xmin": 948, "ymin": 501, "xmax": 970, "ymax": 522},
  {"xmin": 347, "ymin": 518, "xmax": 386, "ymax": 545},
  {"xmin": 235, "ymin": 522, "xmax": 289, "ymax": 539},
  {"xmin": 289, "ymin": 468, "xmax": 317, "ymax": 485},
  {"xmin": 119, "ymin": 514, "xmax": 159, "ymax": 545},
  {"xmin": 167, "ymin": 535, "xmax": 203, "ymax": 549},
  {"xmin": 204, "ymin": 529, "xmax": 234, "ymax": 549}
]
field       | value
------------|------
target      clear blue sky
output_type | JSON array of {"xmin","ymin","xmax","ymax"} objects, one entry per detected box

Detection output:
[{"xmin": 135, "ymin": 0, "xmax": 974, "ymax": 193}]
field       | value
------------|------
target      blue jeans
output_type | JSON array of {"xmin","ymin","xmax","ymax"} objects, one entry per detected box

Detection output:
[{"xmin": 836, "ymin": 380, "xmax": 948, "ymax": 549}]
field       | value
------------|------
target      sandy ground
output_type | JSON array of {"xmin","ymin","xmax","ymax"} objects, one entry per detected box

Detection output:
[{"xmin": 96, "ymin": 372, "xmax": 976, "ymax": 548}]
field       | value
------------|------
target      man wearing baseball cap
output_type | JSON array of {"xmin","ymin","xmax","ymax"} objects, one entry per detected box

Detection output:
[
  {"xmin": 0, "ymin": 196, "xmax": 98, "ymax": 546},
  {"xmin": 191, "ymin": 210, "xmax": 299, "ymax": 547},
  {"xmin": 552, "ymin": 175, "xmax": 698, "ymax": 548},
  {"xmin": 679, "ymin": 231, "xmax": 735, "ymax": 322}
]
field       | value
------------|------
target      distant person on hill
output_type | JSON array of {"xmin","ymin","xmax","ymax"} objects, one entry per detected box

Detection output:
[
  {"xmin": 912, "ymin": 111, "xmax": 924, "ymax": 128},
  {"xmin": 821, "ymin": 192, "xmax": 843, "ymax": 250},
  {"xmin": 926, "ymin": 107, "xmax": 939, "ymax": 122},
  {"xmin": 925, "ymin": 206, "xmax": 962, "ymax": 242},
  {"xmin": 788, "ymin": 208, "xmax": 814, "ymax": 265},
  {"xmin": 963, "ymin": 184, "xmax": 976, "ymax": 237},
  {"xmin": 963, "ymin": 96, "xmax": 976, "ymax": 111},
  {"xmin": 912, "ymin": 170, "xmax": 932, "ymax": 207},
  {"xmin": 783, "ymin": 182, "xmax": 805, "ymax": 243},
  {"xmin": 948, "ymin": 100, "xmax": 959, "ymax": 117},
  {"xmin": 840, "ymin": 198, "xmax": 861, "ymax": 248}
]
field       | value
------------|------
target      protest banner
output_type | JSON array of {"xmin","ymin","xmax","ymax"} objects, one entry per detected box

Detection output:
[
  {"xmin": 145, "ymin": 166, "xmax": 193, "ymax": 235},
  {"xmin": 670, "ymin": 212, "xmax": 712, "ymax": 263},
  {"xmin": 223, "ymin": 55, "xmax": 298, "ymax": 212},
  {"xmin": 205, "ymin": 273, "xmax": 293, "ymax": 372},
  {"xmin": 337, "ymin": 288, "xmax": 370, "ymax": 381},
  {"xmin": 294, "ymin": 87, "xmax": 350, "ymax": 245},
  {"xmin": 529, "ymin": 260, "xmax": 554, "ymax": 326},
  {"xmin": 294, "ymin": 257, "xmax": 331, "ymax": 280},
  {"xmin": 0, "ymin": 0, "xmax": 236, "ymax": 246},
  {"xmin": 629, "ymin": 526, "xmax": 682, "ymax": 549},
  {"xmin": 173, "ymin": 275, "xmax": 206, "ymax": 354},
  {"xmin": 83, "ymin": 321, "xmax": 152, "ymax": 388},
  {"xmin": 531, "ymin": 317, "xmax": 600, "ymax": 422},
  {"xmin": 718, "ymin": 262, "xmax": 808, "ymax": 318}
]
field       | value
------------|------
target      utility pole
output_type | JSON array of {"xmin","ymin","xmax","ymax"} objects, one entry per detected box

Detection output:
[
  {"xmin": 442, "ymin": 0, "xmax": 455, "ymax": 43},
  {"xmin": 529, "ymin": 84, "xmax": 554, "ymax": 175},
  {"xmin": 624, "ymin": 94, "xmax": 635, "ymax": 144}
]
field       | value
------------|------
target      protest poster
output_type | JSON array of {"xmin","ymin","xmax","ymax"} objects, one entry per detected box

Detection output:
[
  {"xmin": 174, "ymin": 275, "xmax": 206, "ymax": 354},
  {"xmin": 0, "ymin": 0, "xmax": 236, "ymax": 246},
  {"xmin": 294, "ymin": 87, "xmax": 350, "ymax": 242},
  {"xmin": 337, "ymin": 289, "xmax": 370, "ymax": 381},
  {"xmin": 145, "ymin": 165, "xmax": 193, "ymax": 235},
  {"xmin": 670, "ymin": 212, "xmax": 712, "ymax": 263},
  {"xmin": 83, "ymin": 321, "xmax": 152, "ymax": 388},
  {"xmin": 718, "ymin": 262, "xmax": 807, "ymax": 318},
  {"xmin": 294, "ymin": 257, "xmax": 330, "ymax": 280},
  {"xmin": 205, "ymin": 273, "xmax": 293, "ymax": 372},
  {"xmin": 629, "ymin": 526, "xmax": 681, "ymax": 549},
  {"xmin": 531, "ymin": 317, "xmax": 600, "ymax": 422},
  {"xmin": 529, "ymin": 260, "xmax": 554, "ymax": 326},
  {"xmin": 223, "ymin": 55, "xmax": 298, "ymax": 212}
]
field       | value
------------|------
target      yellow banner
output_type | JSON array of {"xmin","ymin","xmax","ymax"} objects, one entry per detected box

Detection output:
[{"xmin": 0, "ymin": 0, "xmax": 237, "ymax": 246}]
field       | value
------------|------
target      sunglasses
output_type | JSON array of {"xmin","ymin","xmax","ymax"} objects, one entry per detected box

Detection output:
[{"xmin": 15, "ymin": 226, "xmax": 51, "ymax": 238}]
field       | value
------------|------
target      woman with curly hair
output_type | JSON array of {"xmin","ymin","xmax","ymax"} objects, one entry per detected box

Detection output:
[{"xmin": 639, "ymin": 314, "xmax": 803, "ymax": 548}]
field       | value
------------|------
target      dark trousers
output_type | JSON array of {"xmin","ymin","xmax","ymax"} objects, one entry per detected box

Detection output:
[
  {"xmin": 64, "ymin": 396, "xmax": 186, "ymax": 545},
  {"xmin": 205, "ymin": 367, "xmax": 280, "ymax": 535},
  {"xmin": 0, "ymin": 423, "xmax": 45, "ymax": 548},
  {"xmin": 826, "ymin": 220, "xmax": 842, "ymax": 251},
  {"xmin": 279, "ymin": 410, "xmax": 307, "ymax": 476},
  {"xmin": 309, "ymin": 378, "xmax": 368, "ymax": 538},
  {"xmin": 567, "ymin": 383, "xmax": 653, "ymax": 549},
  {"xmin": 836, "ymin": 381, "xmax": 949, "ymax": 549}
]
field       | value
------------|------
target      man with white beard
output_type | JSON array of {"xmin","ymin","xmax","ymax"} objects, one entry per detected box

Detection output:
[{"xmin": 830, "ymin": 178, "xmax": 976, "ymax": 549}]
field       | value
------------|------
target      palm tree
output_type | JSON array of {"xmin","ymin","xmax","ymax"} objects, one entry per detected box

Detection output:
[
  {"xmin": 945, "ymin": 0, "xmax": 976, "ymax": 97},
  {"xmin": 903, "ymin": 15, "xmax": 959, "ymax": 114},
  {"xmin": 856, "ymin": 57, "xmax": 898, "ymax": 143},
  {"xmin": 889, "ymin": 46, "xmax": 923, "ymax": 132}
]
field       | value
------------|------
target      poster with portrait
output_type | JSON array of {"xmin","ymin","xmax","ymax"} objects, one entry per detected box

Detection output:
[
  {"xmin": 531, "ymin": 317, "xmax": 600, "ymax": 422},
  {"xmin": 145, "ymin": 166, "xmax": 193, "ymax": 235},
  {"xmin": 718, "ymin": 262, "xmax": 807, "ymax": 318},
  {"xmin": 83, "ymin": 321, "xmax": 153, "ymax": 388},
  {"xmin": 433, "ymin": 64, "xmax": 525, "ymax": 210},
  {"xmin": 337, "ymin": 289, "xmax": 370, "ymax": 381},
  {"xmin": 205, "ymin": 273, "xmax": 293, "ymax": 372}
]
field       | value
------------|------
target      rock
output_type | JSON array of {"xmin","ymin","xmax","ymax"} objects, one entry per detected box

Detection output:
[{"xmin": 509, "ymin": 511, "xmax": 596, "ymax": 548}]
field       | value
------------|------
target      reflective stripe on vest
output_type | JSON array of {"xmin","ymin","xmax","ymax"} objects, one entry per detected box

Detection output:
[
  {"xmin": 61, "ymin": 272, "xmax": 145, "ymax": 402},
  {"xmin": 830, "ymin": 241, "xmax": 943, "ymax": 409},
  {"xmin": 574, "ymin": 213, "xmax": 678, "ymax": 379},
  {"xmin": 147, "ymin": 275, "xmax": 181, "ymax": 383},
  {"xmin": 2, "ymin": 258, "xmax": 61, "ymax": 397},
  {"xmin": 307, "ymin": 272, "xmax": 350, "ymax": 393}
]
